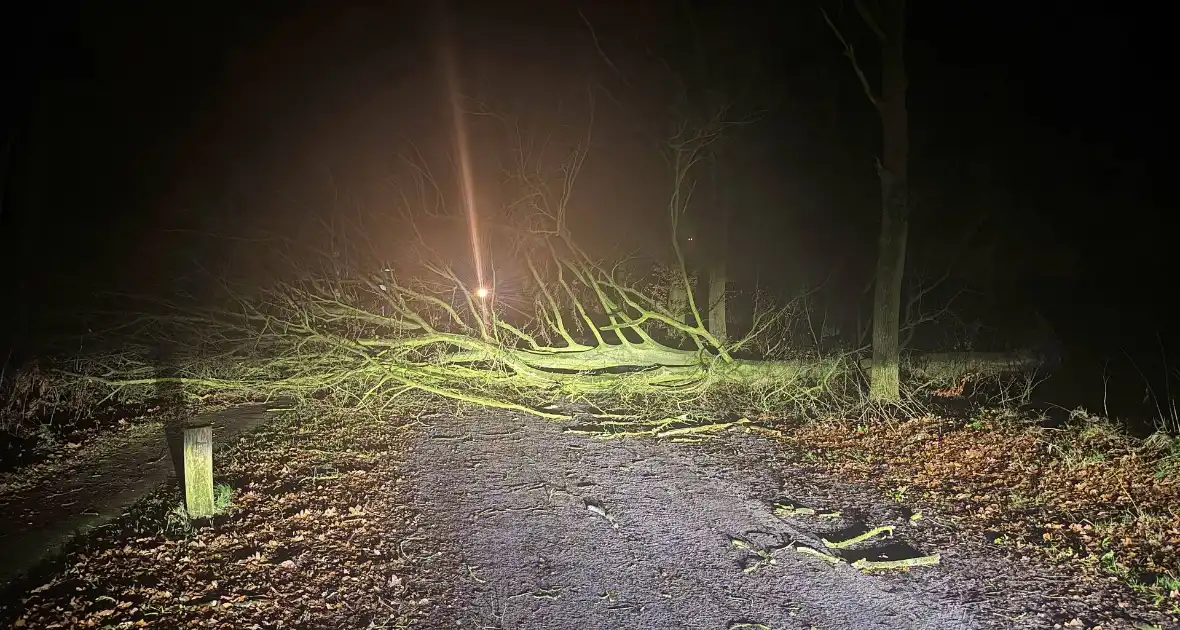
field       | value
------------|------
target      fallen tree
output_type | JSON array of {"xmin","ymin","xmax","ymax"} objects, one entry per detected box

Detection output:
[
  {"xmin": 62, "ymin": 219, "xmax": 1046, "ymax": 423},
  {"xmin": 58, "ymin": 98, "xmax": 1044, "ymax": 421},
  {"xmin": 858, "ymin": 351, "xmax": 1046, "ymax": 381},
  {"xmin": 67, "ymin": 224, "xmax": 823, "ymax": 419}
]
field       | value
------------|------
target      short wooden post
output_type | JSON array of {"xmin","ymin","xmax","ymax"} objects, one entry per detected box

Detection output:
[{"xmin": 183, "ymin": 424, "xmax": 215, "ymax": 518}]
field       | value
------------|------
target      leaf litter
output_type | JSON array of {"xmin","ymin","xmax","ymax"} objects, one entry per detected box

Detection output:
[
  {"xmin": 773, "ymin": 408, "xmax": 1180, "ymax": 628},
  {"xmin": 0, "ymin": 405, "xmax": 446, "ymax": 629}
]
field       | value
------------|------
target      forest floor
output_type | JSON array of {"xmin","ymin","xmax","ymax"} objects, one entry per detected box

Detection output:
[
  {"xmin": 0, "ymin": 402, "xmax": 285, "ymax": 587},
  {"xmin": 0, "ymin": 402, "xmax": 1177, "ymax": 629}
]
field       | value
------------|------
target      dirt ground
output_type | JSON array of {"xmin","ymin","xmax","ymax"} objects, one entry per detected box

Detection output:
[{"xmin": 0, "ymin": 407, "xmax": 1174, "ymax": 629}]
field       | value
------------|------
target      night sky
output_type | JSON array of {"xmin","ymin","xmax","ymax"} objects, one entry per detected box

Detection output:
[{"xmin": 2, "ymin": 1, "xmax": 1175, "ymax": 409}]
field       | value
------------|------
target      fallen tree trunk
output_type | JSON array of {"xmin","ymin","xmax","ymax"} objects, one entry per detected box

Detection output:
[{"xmin": 858, "ymin": 350, "xmax": 1047, "ymax": 381}]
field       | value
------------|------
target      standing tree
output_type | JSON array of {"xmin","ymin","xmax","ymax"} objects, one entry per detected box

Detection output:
[
  {"xmin": 706, "ymin": 158, "xmax": 729, "ymax": 344},
  {"xmin": 823, "ymin": 0, "xmax": 909, "ymax": 401}
]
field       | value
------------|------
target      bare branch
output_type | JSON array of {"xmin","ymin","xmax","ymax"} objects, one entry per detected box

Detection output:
[
  {"xmin": 899, "ymin": 269, "xmax": 958, "ymax": 350},
  {"xmin": 578, "ymin": 9, "xmax": 631, "ymax": 89},
  {"xmin": 854, "ymin": 0, "xmax": 886, "ymax": 42},
  {"xmin": 820, "ymin": 7, "xmax": 881, "ymax": 109}
]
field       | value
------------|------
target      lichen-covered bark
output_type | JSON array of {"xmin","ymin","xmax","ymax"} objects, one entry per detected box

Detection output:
[
  {"xmin": 868, "ymin": 0, "xmax": 910, "ymax": 402},
  {"xmin": 869, "ymin": 197, "xmax": 907, "ymax": 402}
]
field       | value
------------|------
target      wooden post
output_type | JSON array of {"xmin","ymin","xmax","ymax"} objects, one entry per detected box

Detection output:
[{"xmin": 183, "ymin": 424, "xmax": 215, "ymax": 518}]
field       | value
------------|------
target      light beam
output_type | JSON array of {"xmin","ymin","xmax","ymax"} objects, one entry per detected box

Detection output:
[{"xmin": 438, "ymin": 24, "xmax": 487, "ymax": 306}]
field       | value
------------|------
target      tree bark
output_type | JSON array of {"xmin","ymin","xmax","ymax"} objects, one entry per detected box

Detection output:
[
  {"xmin": 869, "ymin": 0, "xmax": 909, "ymax": 402},
  {"xmin": 707, "ymin": 160, "xmax": 729, "ymax": 343},
  {"xmin": 708, "ymin": 261, "xmax": 728, "ymax": 343}
]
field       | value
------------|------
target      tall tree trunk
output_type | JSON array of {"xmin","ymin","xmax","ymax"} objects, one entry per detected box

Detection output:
[
  {"xmin": 822, "ymin": 0, "xmax": 910, "ymax": 400},
  {"xmin": 669, "ymin": 281, "xmax": 688, "ymax": 325},
  {"xmin": 708, "ymin": 260, "xmax": 728, "ymax": 342},
  {"xmin": 868, "ymin": 0, "xmax": 909, "ymax": 401},
  {"xmin": 707, "ymin": 160, "xmax": 729, "ymax": 343}
]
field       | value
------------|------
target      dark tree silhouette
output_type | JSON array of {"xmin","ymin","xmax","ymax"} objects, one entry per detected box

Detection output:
[{"xmin": 823, "ymin": 0, "xmax": 910, "ymax": 401}]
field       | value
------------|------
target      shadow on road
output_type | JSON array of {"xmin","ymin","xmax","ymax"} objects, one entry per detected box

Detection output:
[{"xmin": 154, "ymin": 344, "xmax": 190, "ymax": 506}]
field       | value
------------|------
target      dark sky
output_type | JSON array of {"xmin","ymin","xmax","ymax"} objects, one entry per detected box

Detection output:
[{"xmin": 1, "ymin": 0, "xmax": 1175, "ymax": 361}]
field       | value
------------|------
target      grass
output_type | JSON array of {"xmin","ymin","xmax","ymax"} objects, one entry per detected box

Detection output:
[
  {"xmin": 214, "ymin": 482, "xmax": 236, "ymax": 512},
  {"xmin": 1144, "ymin": 432, "xmax": 1180, "ymax": 479},
  {"xmin": 162, "ymin": 482, "xmax": 238, "ymax": 536}
]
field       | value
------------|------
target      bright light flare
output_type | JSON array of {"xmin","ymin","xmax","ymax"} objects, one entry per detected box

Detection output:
[
  {"xmin": 475, "ymin": 286, "xmax": 489, "ymax": 299},
  {"xmin": 438, "ymin": 22, "xmax": 486, "ymax": 300}
]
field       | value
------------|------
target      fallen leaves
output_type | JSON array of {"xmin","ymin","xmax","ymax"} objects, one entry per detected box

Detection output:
[
  {"xmin": 780, "ymin": 411, "xmax": 1180, "ymax": 620},
  {"xmin": 1, "ymin": 406, "xmax": 438, "ymax": 629}
]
